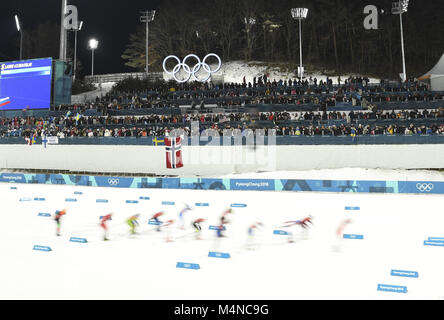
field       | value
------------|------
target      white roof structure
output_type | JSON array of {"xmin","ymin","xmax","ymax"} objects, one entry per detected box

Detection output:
[{"xmin": 419, "ymin": 54, "xmax": 444, "ymax": 91}]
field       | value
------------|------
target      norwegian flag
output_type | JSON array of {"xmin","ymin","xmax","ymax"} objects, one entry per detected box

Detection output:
[{"xmin": 165, "ymin": 137, "xmax": 183, "ymax": 169}]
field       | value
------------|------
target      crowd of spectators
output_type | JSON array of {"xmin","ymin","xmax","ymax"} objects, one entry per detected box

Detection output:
[
  {"xmin": 2, "ymin": 108, "xmax": 444, "ymax": 139},
  {"xmin": 3, "ymin": 76, "xmax": 444, "ymax": 142},
  {"xmin": 51, "ymin": 77, "xmax": 441, "ymax": 114}
]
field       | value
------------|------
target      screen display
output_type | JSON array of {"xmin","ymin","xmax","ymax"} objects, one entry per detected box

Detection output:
[{"xmin": 0, "ymin": 58, "xmax": 53, "ymax": 110}]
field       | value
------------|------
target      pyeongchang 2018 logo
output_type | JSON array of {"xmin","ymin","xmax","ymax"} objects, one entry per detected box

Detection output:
[{"xmin": 235, "ymin": 182, "xmax": 270, "ymax": 188}]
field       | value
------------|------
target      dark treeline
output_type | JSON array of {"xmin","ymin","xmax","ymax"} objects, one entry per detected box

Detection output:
[{"xmin": 122, "ymin": 0, "xmax": 444, "ymax": 80}]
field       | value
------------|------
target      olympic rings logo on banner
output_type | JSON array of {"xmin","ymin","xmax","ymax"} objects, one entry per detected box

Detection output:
[
  {"xmin": 416, "ymin": 183, "xmax": 434, "ymax": 192},
  {"xmin": 162, "ymin": 53, "xmax": 222, "ymax": 83},
  {"xmin": 108, "ymin": 178, "xmax": 120, "ymax": 186}
]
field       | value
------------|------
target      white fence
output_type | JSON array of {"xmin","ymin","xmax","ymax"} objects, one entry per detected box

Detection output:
[{"xmin": 1, "ymin": 144, "xmax": 444, "ymax": 177}]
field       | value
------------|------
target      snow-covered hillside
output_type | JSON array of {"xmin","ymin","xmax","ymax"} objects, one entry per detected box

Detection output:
[{"xmin": 213, "ymin": 60, "xmax": 380, "ymax": 85}]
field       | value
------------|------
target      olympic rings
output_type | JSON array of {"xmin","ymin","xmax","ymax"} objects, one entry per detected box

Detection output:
[
  {"xmin": 163, "ymin": 53, "xmax": 222, "ymax": 83},
  {"xmin": 416, "ymin": 183, "xmax": 434, "ymax": 192},
  {"xmin": 108, "ymin": 178, "xmax": 120, "ymax": 186}
]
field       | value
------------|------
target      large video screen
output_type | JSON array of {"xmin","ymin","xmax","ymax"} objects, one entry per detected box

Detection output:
[{"xmin": 0, "ymin": 58, "xmax": 53, "ymax": 110}]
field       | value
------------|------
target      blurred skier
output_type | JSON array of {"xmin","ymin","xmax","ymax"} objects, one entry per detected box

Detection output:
[
  {"xmin": 162, "ymin": 219, "xmax": 175, "ymax": 242},
  {"xmin": 150, "ymin": 211, "xmax": 165, "ymax": 232},
  {"xmin": 246, "ymin": 221, "xmax": 263, "ymax": 250},
  {"xmin": 126, "ymin": 214, "xmax": 140, "ymax": 235},
  {"xmin": 278, "ymin": 215, "xmax": 313, "ymax": 242},
  {"xmin": 336, "ymin": 218, "xmax": 352, "ymax": 239},
  {"xmin": 192, "ymin": 218, "xmax": 206, "ymax": 240},
  {"xmin": 332, "ymin": 218, "xmax": 353, "ymax": 252},
  {"xmin": 217, "ymin": 208, "xmax": 233, "ymax": 238},
  {"xmin": 54, "ymin": 209, "xmax": 67, "ymax": 236},
  {"xmin": 178, "ymin": 204, "xmax": 192, "ymax": 230},
  {"xmin": 248, "ymin": 221, "xmax": 263, "ymax": 237},
  {"xmin": 279, "ymin": 215, "xmax": 313, "ymax": 229},
  {"xmin": 100, "ymin": 213, "xmax": 112, "ymax": 241}
]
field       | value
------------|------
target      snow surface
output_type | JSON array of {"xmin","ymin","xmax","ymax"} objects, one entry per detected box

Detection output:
[{"xmin": 1, "ymin": 169, "xmax": 444, "ymax": 300}]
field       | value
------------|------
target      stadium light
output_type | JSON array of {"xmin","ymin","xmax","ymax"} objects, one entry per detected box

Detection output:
[
  {"xmin": 291, "ymin": 8, "xmax": 309, "ymax": 81},
  {"xmin": 392, "ymin": 0, "xmax": 409, "ymax": 82},
  {"xmin": 15, "ymin": 15, "xmax": 23, "ymax": 60},
  {"xmin": 72, "ymin": 21, "xmax": 83, "ymax": 81},
  {"xmin": 88, "ymin": 39, "xmax": 99, "ymax": 76},
  {"xmin": 140, "ymin": 10, "xmax": 156, "ymax": 75},
  {"xmin": 14, "ymin": 15, "xmax": 20, "ymax": 32}
]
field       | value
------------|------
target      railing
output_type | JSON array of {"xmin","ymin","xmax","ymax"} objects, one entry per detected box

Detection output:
[
  {"xmin": 84, "ymin": 72, "xmax": 225, "ymax": 84},
  {"xmin": 84, "ymin": 72, "xmax": 163, "ymax": 83},
  {"xmin": 3, "ymin": 134, "xmax": 444, "ymax": 146}
]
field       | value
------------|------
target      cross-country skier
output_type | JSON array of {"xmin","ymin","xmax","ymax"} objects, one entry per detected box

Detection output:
[
  {"xmin": 332, "ymin": 218, "xmax": 353, "ymax": 252},
  {"xmin": 336, "ymin": 218, "xmax": 352, "ymax": 239},
  {"xmin": 54, "ymin": 209, "xmax": 67, "ymax": 236},
  {"xmin": 217, "ymin": 208, "xmax": 233, "ymax": 238},
  {"xmin": 278, "ymin": 215, "xmax": 314, "ymax": 242},
  {"xmin": 150, "ymin": 211, "xmax": 165, "ymax": 232},
  {"xmin": 126, "ymin": 214, "xmax": 140, "ymax": 235},
  {"xmin": 246, "ymin": 221, "xmax": 263, "ymax": 250},
  {"xmin": 162, "ymin": 219, "xmax": 175, "ymax": 242},
  {"xmin": 178, "ymin": 204, "xmax": 192, "ymax": 230},
  {"xmin": 100, "ymin": 213, "xmax": 113, "ymax": 241},
  {"xmin": 192, "ymin": 218, "xmax": 206, "ymax": 240}
]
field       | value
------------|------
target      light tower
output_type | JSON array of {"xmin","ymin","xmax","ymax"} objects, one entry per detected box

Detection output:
[
  {"xmin": 72, "ymin": 21, "xmax": 83, "ymax": 81},
  {"xmin": 88, "ymin": 39, "xmax": 99, "ymax": 76},
  {"xmin": 140, "ymin": 10, "xmax": 156, "ymax": 75},
  {"xmin": 392, "ymin": 0, "xmax": 409, "ymax": 82},
  {"xmin": 15, "ymin": 15, "xmax": 23, "ymax": 60},
  {"xmin": 291, "ymin": 8, "xmax": 309, "ymax": 81}
]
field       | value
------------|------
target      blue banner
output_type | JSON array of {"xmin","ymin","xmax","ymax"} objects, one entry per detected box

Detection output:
[
  {"xmin": 208, "ymin": 252, "xmax": 231, "ymax": 259},
  {"xmin": 69, "ymin": 237, "xmax": 87, "ymax": 243},
  {"xmin": 390, "ymin": 270, "xmax": 419, "ymax": 278},
  {"xmin": 377, "ymin": 284, "xmax": 407, "ymax": 293},
  {"xmin": 4, "ymin": 172, "xmax": 444, "ymax": 197},
  {"xmin": 176, "ymin": 262, "xmax": 200, "ymax": 270},
  {"xmin": 33, "ymin": 245, "xmax": 52, "ymax": 252}
]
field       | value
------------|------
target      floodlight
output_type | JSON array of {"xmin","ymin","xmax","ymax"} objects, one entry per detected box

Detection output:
[{"xmin": 15, "ymin": 15, "xmax": 21, "ymax": 32}]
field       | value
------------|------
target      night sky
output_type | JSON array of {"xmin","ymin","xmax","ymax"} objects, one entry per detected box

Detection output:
[{"xmin": 0, "ymin": 0, "xmax": 161, "ymax": 75}]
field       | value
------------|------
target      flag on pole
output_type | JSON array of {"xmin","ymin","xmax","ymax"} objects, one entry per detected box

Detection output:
[
  {"xmin": 152, "ymin": 136, "xmax": 165, "ymax": 146},
  {"xmin": 165, "ymin": 137, "xmax": 183, "ymax": 169},
  {"xmin": 42, "ymin": 135, "xmax": 48, "ymax": 148},
  {"xmin": 26, "ymin": 134, "xmax": 37, "ymax": 146}
]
